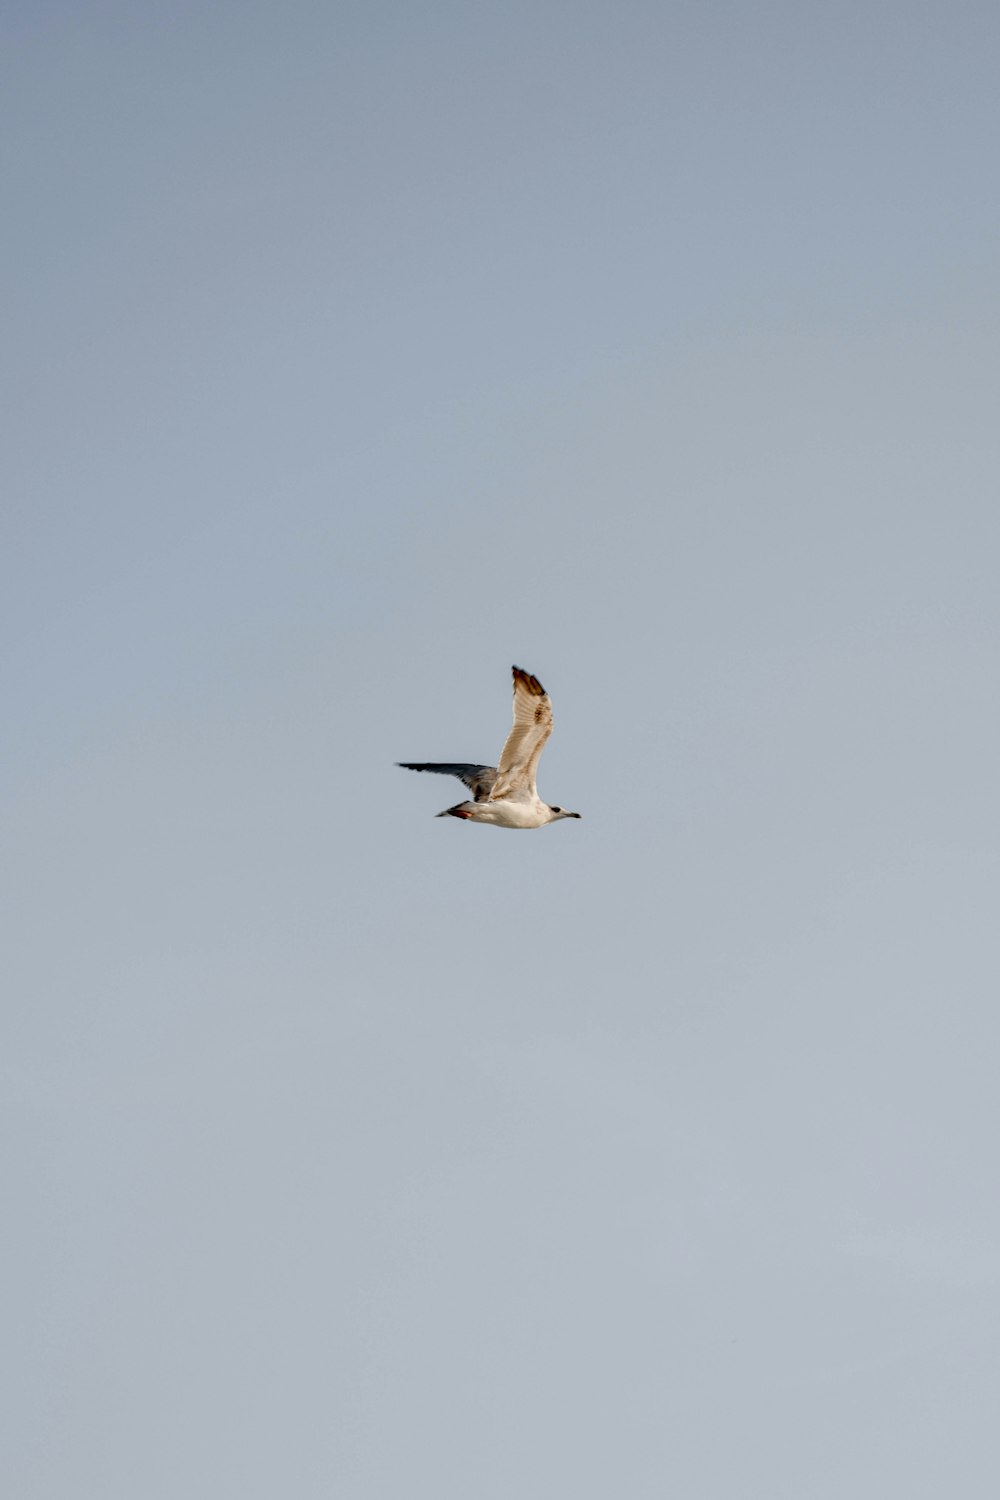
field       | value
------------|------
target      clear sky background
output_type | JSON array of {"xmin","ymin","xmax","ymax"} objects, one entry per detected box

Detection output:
[{"xmin": 4, "ymin": 3, "xmax": 1000, "ymax": 1496}]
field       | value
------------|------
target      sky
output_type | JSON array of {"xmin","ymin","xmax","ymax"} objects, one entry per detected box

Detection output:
[{"xmin": 4, "ymin": 2, "xmax": 1000, "ymax": 1495}]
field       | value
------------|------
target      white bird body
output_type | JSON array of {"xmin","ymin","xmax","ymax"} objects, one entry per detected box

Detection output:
[
  {"xmin": 440, "ymin": 794, "xmax": 562, "ymax": 829},
  {"xmin": 398, "ymin": 666, "xmax": 581, "ymax": 829}
]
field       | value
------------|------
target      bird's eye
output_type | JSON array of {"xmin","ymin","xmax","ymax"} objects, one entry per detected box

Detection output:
[{"xmin": 552, "ymin": 807, "xmax": 561, "ymax": 813}]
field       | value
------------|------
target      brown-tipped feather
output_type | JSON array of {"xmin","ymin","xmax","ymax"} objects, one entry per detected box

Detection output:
[{"xmin": 512, "ymin": 665, "xmax": 545, "ymax": 696}]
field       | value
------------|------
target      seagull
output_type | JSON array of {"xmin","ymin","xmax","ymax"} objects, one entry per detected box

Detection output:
[{"xmin": 398, "ymin": 665, "xmax": 582, "ymax": 829}]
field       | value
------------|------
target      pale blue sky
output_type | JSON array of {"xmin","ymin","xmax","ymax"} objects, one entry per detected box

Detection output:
[{"xmin": 4, "ymin": 3, "xmax": 1000, "ymax": 1496}]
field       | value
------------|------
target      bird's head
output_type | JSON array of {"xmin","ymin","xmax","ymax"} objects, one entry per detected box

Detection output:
[{"xmin": 547, "ymin": 805, "xmax": 582, "ymax": 822}]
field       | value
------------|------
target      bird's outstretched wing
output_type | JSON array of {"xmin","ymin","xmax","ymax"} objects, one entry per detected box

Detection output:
[
  {"xmin": 397, "ymin": 763, "xmax": 497, "ymax": 802},
  {"xmin": 489, "ymin": 666, "xmax": 554, "ymax": 802}
]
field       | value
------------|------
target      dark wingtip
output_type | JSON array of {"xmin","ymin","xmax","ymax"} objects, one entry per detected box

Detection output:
[{"xmin": 512, "ymin": 664, "xmax": 545, "ymax": 696}]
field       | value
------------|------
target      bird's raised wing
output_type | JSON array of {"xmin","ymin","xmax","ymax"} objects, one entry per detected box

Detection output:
[
  {"xmin": 397, "ymin": 763, "xmax": 497, "ymax": 802},
  {"xmin": 489, "ymin": 666, "xmax": 553, "ymax": 802}
]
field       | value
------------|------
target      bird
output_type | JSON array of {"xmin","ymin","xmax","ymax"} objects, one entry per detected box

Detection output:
[{"xmin": 398, "ymin": 665, "xmax": 582, "ymax": 829}]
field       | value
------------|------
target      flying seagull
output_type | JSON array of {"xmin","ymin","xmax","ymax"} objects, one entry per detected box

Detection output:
[{"xmin": 398, "ymin": 666, "xmax": 582, "ymax": 828}]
